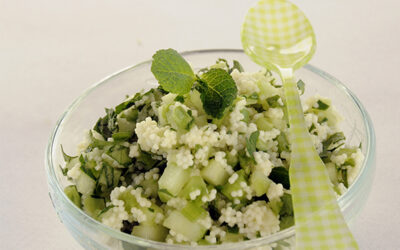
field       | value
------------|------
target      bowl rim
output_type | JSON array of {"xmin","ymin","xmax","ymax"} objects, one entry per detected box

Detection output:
[{"xmin": 45, "ymin": 48, "xmax": 376, "ymax": 249}]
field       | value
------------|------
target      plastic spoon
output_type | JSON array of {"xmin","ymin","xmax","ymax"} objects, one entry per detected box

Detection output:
[{"xmin": 241, "ymin": 0, "xmax": 358, "ymax": 249}]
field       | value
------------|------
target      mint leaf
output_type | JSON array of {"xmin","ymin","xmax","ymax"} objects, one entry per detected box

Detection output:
[
  {"xmin": 297, "ymin": 79, "xmax": 305, "ymax": 95},
  {"xmin": 269, "ymin": 167, "xmax": 290, "ymax": 189},
  {"xmin": 151, "ymin": 49, "xmax": 195, "ymax": 95},
  {"xmin": 197, "ymin": 68, "xmax": 238, "ymax": 118},
  {"xmin": 246, "ymin": 130, "xmax": 260, "ymax": 160},
  {"xmin": 314, "ymin": 100, "xmax": 330, "ymax": 110}
]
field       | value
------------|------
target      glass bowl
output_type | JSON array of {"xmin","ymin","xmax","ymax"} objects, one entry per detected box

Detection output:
[{"xmin": 45, "ymin": 49, "xmax": 376, "ymax": 249}]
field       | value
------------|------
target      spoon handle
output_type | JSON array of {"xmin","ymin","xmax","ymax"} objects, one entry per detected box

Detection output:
[{"xmin": 282, "ymin": 73, "xmax": 358, "ymax": 249}]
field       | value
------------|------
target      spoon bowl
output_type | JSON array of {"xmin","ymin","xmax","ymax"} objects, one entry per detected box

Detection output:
[{"xmin": 241, "ymin": 0, "xmax": 316, "ymax": 72}]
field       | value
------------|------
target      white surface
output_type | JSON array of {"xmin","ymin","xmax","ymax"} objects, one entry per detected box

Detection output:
[{"xmin": 0, "ymin": 0, "xmax": 399, "ymax": 249}]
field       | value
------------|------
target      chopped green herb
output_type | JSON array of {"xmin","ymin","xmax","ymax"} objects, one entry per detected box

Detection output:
[
  {"xmin": 174, "ymin": 95, "xmax": 185, "ymax": 103},
  {"xmin": 308, "ymin": 123, "xmax": 316, "ymax": 133},
  {"xmin": 115, "ymin": 92, "xmax": 142, "ymax": 114},
  {"xmin": 269, "ymin": 167, "xmax": 290, "ymax": 189},
  {"xmin": 323, "ymin": 132, "xmax": 346, "ymax": 151},
  {"xmin": 246, "ymin": 131, "xmax": 260, "ymax": 160},
  {"xmin": 266, "ymin": 95, "xmax": 281, "ymax": 108},
  {"xmin": 279, "ymin": 193, "xmax": 293, "ymax": 216},
  {"xmin": 230, "ymin": 60, "xmax": 244, "ymax": 73},
  {"xmin": 61, "ymin": 145, "xmax": 76, "ymax": 162},
  {"xmin": 93, "ymin": 108, "xmax": 117, "ymax": 139},
  {"xmin": 151, "ymin": 49, "xmax": 195, "ymax": 95},
  {"xmin": 314, "ymin": 100, "xmax": 330, "ymax": 110},
  {"xmin": 197, "ymin": 68, "xmax": 238, "ymax": 118},
  {"xmin": 297, "ymin": 79, "xmax": 305, "ymax": 95},
  {"xmin": 227, "ymin": 225, "xmax": 239, "ymax": 234}
]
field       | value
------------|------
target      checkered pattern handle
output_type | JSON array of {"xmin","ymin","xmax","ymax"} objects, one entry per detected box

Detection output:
[{"xmin": 284, "ymin": 77, "xmax": 358, "ymax": 249}]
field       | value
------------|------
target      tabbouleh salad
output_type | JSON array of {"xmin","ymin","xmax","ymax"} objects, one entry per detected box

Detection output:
[{"xmin": 61, "ymin": 49, "xmax": 364, "ymax": 245}]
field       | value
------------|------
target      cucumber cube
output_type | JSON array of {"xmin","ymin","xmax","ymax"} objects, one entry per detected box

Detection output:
[
  {"xmin": 201, "ymin": 159, "xmax": 229, "ymax": 186},
  {"xmin": 83, "ymin": 196, "xmax": 105, "ymax": 219},
  {"xmin": 163, "ymin": 210, "xmax": 207, "ymax": 241},
  {"xmin": 64, "ymin": 185, "xmax": 81, "ymax": 208},
  {"xmin": 132, "ymin": 224, "xmax": 168, "ymax": 242},
  {"xmin": 158, "ymin": 163, "xmax": 190, "ymax": 196},
  {"xmin": 249, "ymin": 170, "xmax": 271, "ymax": 196},
  {"xmin": 179, "ymin": 176, "xmax": 207, "ymax": 200},
  {"xmin": 221, "ymin": 170, "xmax": 247, "ymax": 201}
]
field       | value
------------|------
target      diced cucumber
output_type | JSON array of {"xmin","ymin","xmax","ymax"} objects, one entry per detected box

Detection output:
[
  {"xmin": 194, "ymin": 114, "xmax": 208, "ymax": 127},
  {"xmin": 221, "ymin": 170, "xmax": 247, "ymax": 201},
  {"xmin": 279, "ymin": 216, "xmax": 294, "ymax": 230},
  {"xmin": 158, "ymin": 189, "xmax": 174, "ymax": 202},
  {"xmin": 141, "ymin": 178, "xmax": 159, "ymax": 198},
  {"xmin": 132, "ymin": 224, "xmax": 168, "ymax": 242},
  {"xmin": 108, "ymin": 147, "xmax": 132, "ymax": 165},
  {"xmin": 118, "ymin": 189, "xmax": 139, "ymax": 213},
  {"xmin": 163, "ymin": 210, "xmax": 207, "ymax": 241},
  {"xmin": 269, "ymin": 198, "xmax": 282, "ymax": 215},
  {"xmin": 226, "ymin": 151, "xmax": 238, "ymax": 167},
  {"xmin": 141, "ymin": 203, "xmax": 163, "ymax": 225},
  {"xmin": 201, "ymin": 159, "xmax": 230, "ymax": 186},
  {"xmin": 249, "ymin": 170, "xmax": 271, "ymax": 196},
  {"xmin": 223, "ymin": 232, "xmax": 244, "ymax": 243},
  {"xmin": 180, "ymin": 202, "xmax": 207, "ymax": 222},
  {"xmin": 185, "ymin": 89, "xmax": 205, "ymax": 115},
  {"xmin": 179, "ymin": 176, "xmax": 207, "ymax": 200},
  {"xmin": 158, "ymin": 163, "xmax": 190, "ymax": 196},
  {"xmin": 167, "ymin": 105, "xmax": 194, "ymax": 131},
  {"xmin": 76, "ymin": 168, "xmax": 96, "ymax": 195},
  {"xmin": 64, "ymin": 185, "xmax": 81, "ymax": 208},
  {"xmin": 83, "ymin": 196, "xmax": 105, "ymax": 219},
  {"xmin": 98, "ymin": 205, "xmax": 114, "ymax": 221}
]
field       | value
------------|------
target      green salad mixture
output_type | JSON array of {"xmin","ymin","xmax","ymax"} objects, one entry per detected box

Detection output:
[{"xmin": 61, "ymin": 49, "xmax": 364, "ymax": 245}]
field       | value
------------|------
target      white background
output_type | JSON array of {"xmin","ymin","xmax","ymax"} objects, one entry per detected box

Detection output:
[{"xmin": 1, "ymin": 0, "xmax": 399, "ymax": 249}]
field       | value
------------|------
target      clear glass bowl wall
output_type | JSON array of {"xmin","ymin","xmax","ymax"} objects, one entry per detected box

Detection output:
[{"xmin": 46, "ymin": 49, "xmax": 376, "ymax": 250}]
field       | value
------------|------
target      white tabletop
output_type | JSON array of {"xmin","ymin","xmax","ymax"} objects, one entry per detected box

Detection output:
[{"xmin": 1, "ymin": 0, "xmax": 399, "ymax": 249}]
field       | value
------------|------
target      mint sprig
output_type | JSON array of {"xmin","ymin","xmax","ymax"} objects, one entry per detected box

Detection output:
[
  {"xmin": 151, "ymin": 49, "xmax": 238, "ymax": 118},
  {"xmin": 151, "ymin": 49, "xmax": 195, "ymax": 95},
  {"xmin": 197, "ymin": 68, "xmax": 238, "ymax": 118}
]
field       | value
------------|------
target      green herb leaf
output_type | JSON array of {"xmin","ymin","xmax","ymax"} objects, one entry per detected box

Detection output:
[
  {"xmin": 174, "ymin": 95, "xmax": 185, "ymax": 103},
  {"xmin": 246, "ymin": 131, "xmax": 260, "ymax": 160},
  {"xmin": 230, "ymin": 60, "xmax": 244, "ymax": 73},
  {"xmin": 61, "ymin": 145, "xmax": 76, "ymax": 162},
  {"xmin": 269, "ymin": 167, "xmax": 290, "ymax": 189},
  {"xmin": 323, "ymin": 132, "xmax": 346, "ymax": 151},
  {"xmin": 227, "ymin": 225, "xmax": 239, "ymax": 234},
  {"xmin": 115, "ymin": 92, "xmax": 142, "ymax": 114},
  {"xmin": 93, "ymin": 108, "xmax": 117, "ymax": 139},
  {"xmin": 297, "ymin": 79, "xmax": 305, "ymax": 95},
  {"xmin": 197, "ymin": 68, "xmax": 238, "ymax": 118},
  {"xmin": 314, "ymin": 100, "xmax": 330, "ymax": 110},
  {"xmin": 151, "ymin": 49, "xmax": 195, "ymax": 95},
  {"xmin": 266, "ymin": 95, "xmax": 281, "ymax": 108}
]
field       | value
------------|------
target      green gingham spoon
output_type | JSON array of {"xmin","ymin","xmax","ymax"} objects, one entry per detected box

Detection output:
[{"xmin": 241, "ymin": 0, "xmax": 358, "ymax": 249}]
